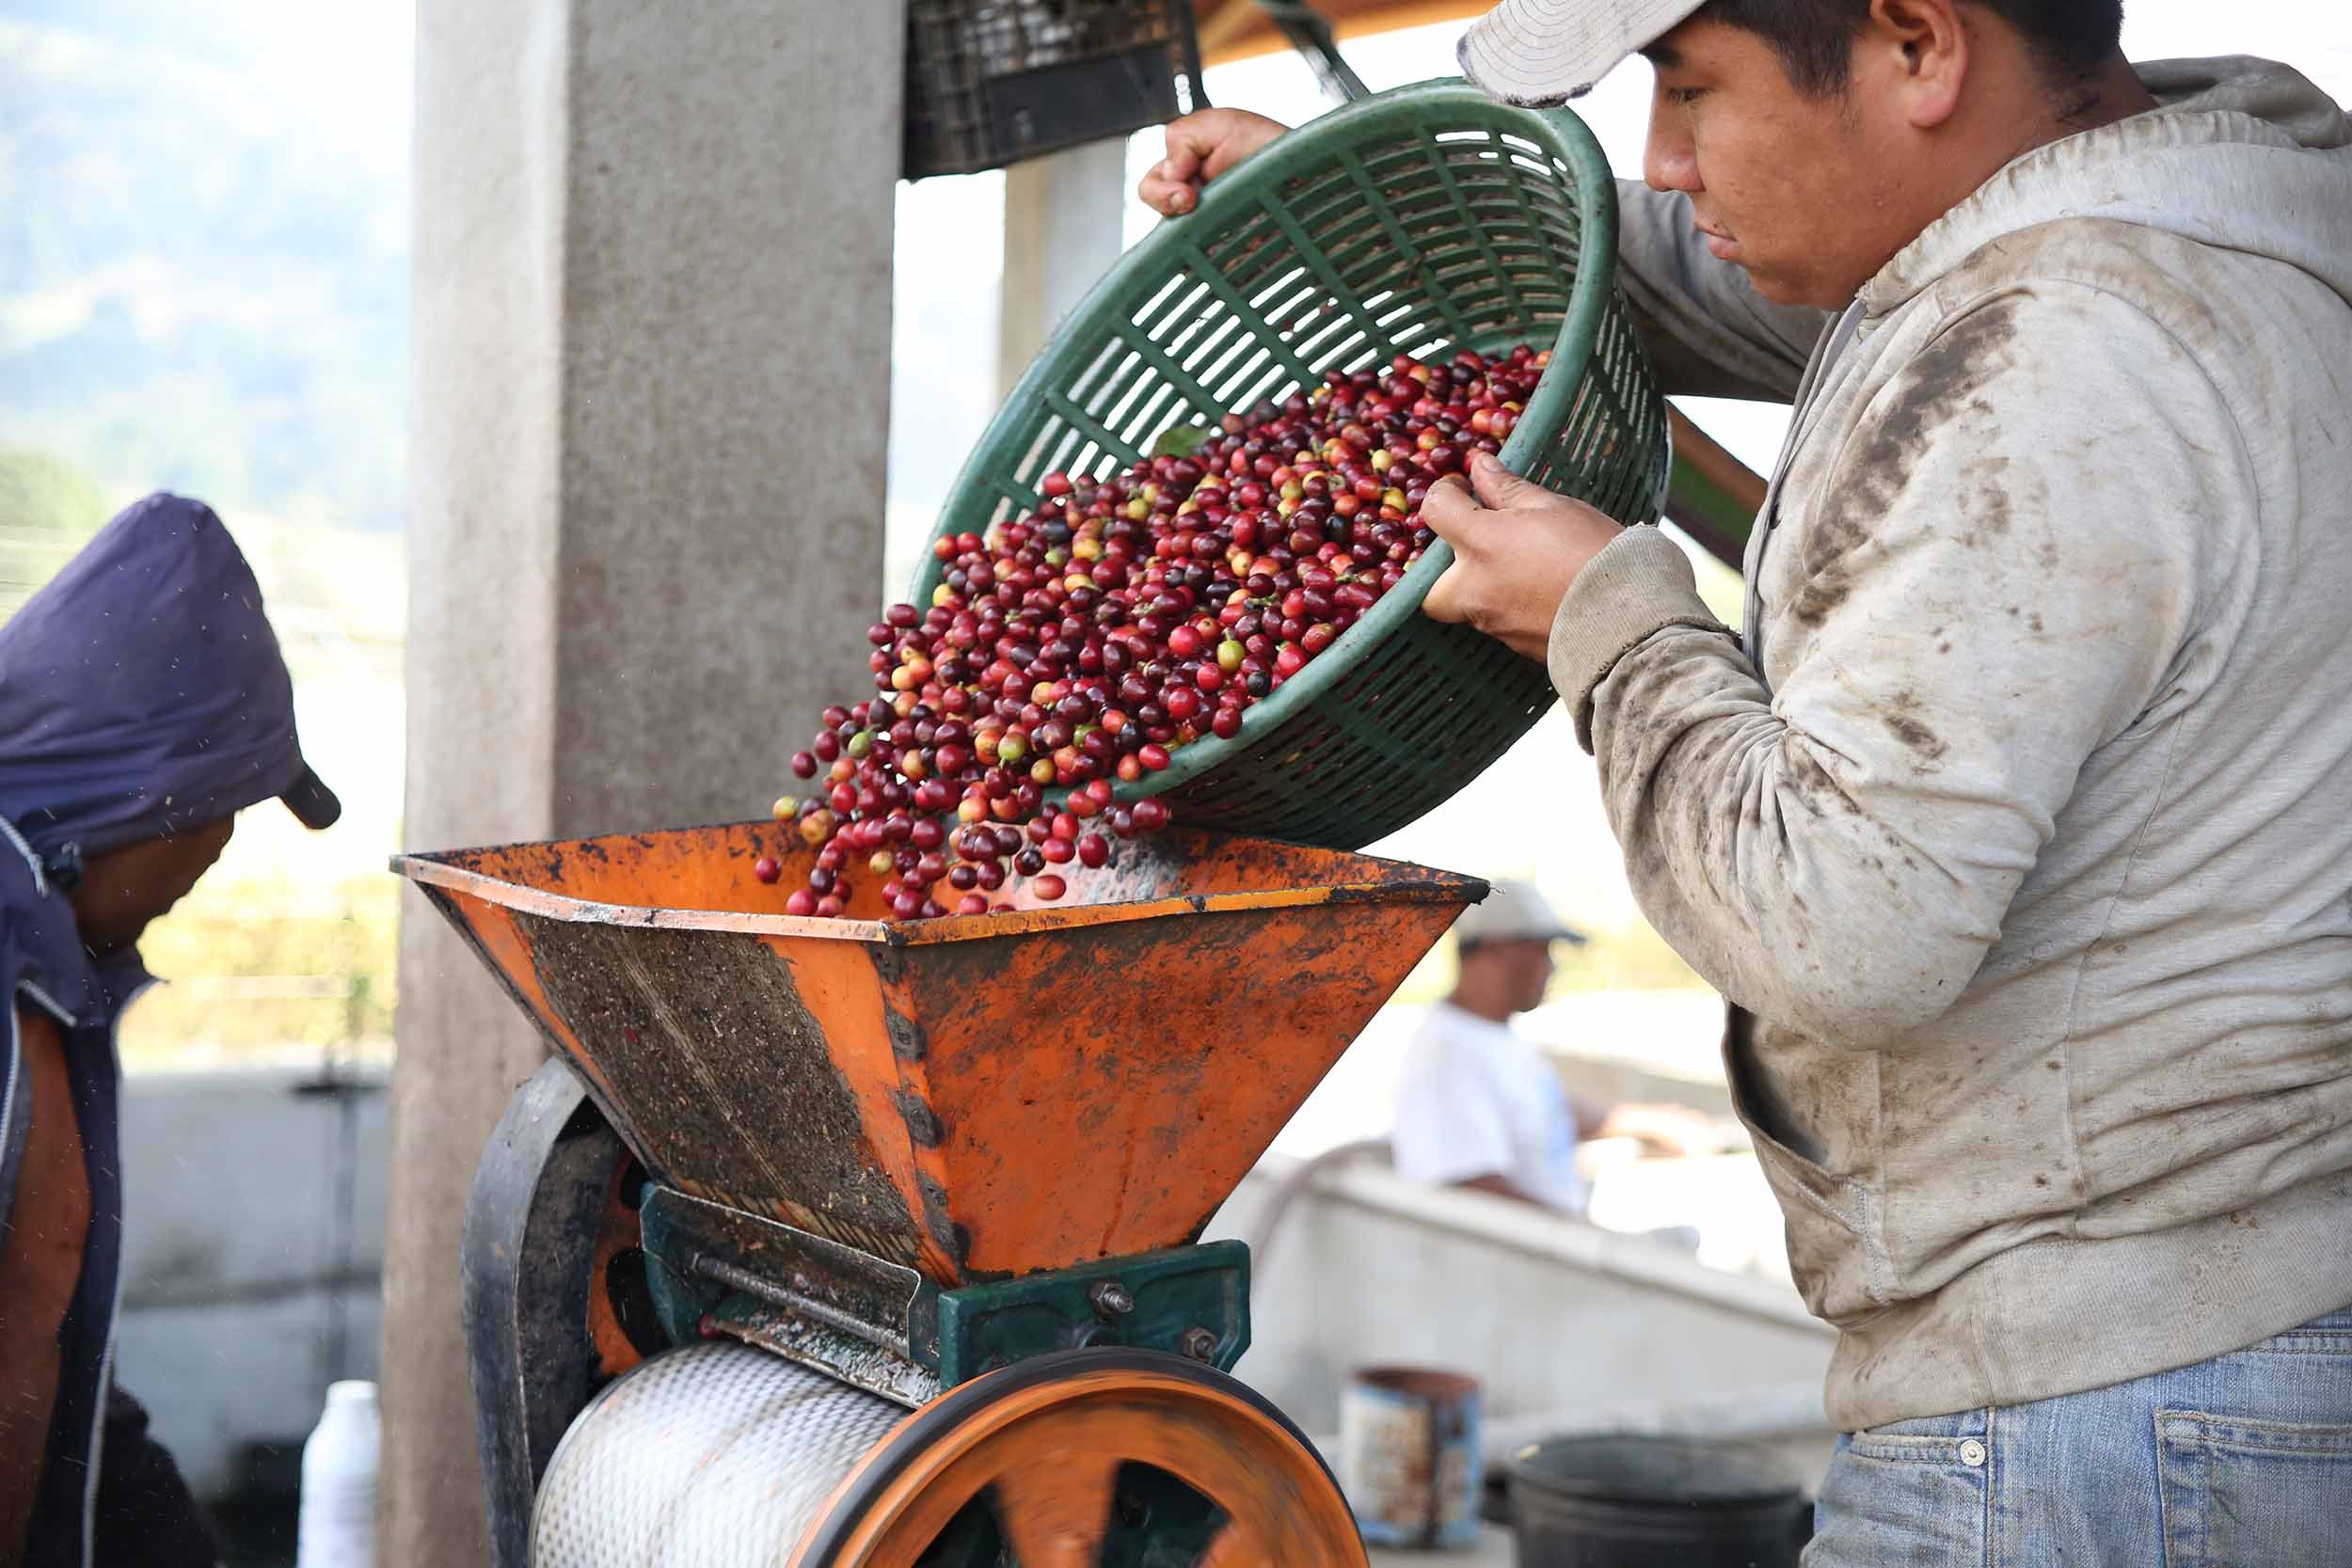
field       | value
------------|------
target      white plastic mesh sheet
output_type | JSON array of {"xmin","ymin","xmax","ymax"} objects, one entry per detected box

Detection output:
[{"xmin": 532, "ymin": 1340, "xmax": 907, "ymax": 1567}]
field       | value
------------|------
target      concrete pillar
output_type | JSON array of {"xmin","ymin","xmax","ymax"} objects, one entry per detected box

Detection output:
[
  {"xmin": 388, "ymin": 2, "xmax": 901, "ymax": 1560},
  {"xmin": 996, "ymin": 137, "xmax": 1133, "ymax": 398}
]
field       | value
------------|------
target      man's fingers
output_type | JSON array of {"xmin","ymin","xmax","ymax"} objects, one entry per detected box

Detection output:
[
  {"xmin": 1422, "ymin": 562, "xmax": 1472, "ymax": 625},
  {"xmin": 1136, "ymin": 167, "xmax": 1195, "ymax": 216},
  {"xmin": 1143, "ymin": 113, "xmax": 1290, "ymax": 216},
  {"xmin": 1418, "ymin": 474, "xmax": 1478, "ymax": 546},
  {"xmin": 1160, "ymin": 124, "xmax": 1209, "ymax": 184},
  {"xmin": 1200, "ymin": 134, "xmax": 1261, "ymax": 182},
  {"xmin": 1419, "ymin": 490, "xmax": 1486, "ymax": 629},
  {"xmin": 1468, "ymin": 450, "xmax": 1541, "ymax": 509},
  {"xmin": 1137, "ymin": 133, "xmax": 1207, "ymax": 216},
  {"xmin": 1141, "ymin": 128, "xmax": 1213, "ymax": 217}
]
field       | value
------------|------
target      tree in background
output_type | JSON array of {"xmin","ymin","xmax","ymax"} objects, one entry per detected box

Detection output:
[
  {"xmin": 0, "ymin": 10, "xmax": 409, "ymax": 537},
  {"xmin": 123, "ymin": 874, "xmax": 400, "ymax": 1068},
  {"xmin": 0, "ymin": 447, "xmax": 108, "ymax": 621}
]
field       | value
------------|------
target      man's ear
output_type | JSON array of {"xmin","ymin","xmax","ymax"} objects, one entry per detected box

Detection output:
[{"xmin": 1859, "ymin": 0, "xmax": 1970, "ymax": 131}]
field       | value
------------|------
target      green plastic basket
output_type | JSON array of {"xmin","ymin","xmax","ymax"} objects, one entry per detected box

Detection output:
[{"xmin": 915, "ymin": 78, "xmax": 1668, "ymax": 849}]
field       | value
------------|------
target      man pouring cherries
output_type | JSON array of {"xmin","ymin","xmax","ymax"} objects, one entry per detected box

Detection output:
[{"xmin": 1143, "ymin": 1, "xmax": 2352, "ymax": 1560}]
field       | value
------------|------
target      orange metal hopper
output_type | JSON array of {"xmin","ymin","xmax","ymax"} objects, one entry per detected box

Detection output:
[{"xmin": 395, "ymin": 823, "xmax": 1480, "ymax": 1287}]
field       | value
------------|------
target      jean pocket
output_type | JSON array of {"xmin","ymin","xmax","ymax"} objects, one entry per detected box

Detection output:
[
  {"xmin": 1844, "ymin": 1412, "xmax": 1991, "ymax": 1467},
  {"xmin": 2158, "ymin": 1410, "xmax": 2352, "ymax": 1568},
  {"xmin": 1808, "ymin": 1421, "xmax": 1990, "ymax": 1568}
]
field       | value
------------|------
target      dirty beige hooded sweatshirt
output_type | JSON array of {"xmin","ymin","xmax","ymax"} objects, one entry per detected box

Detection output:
[{"xmin": 1553, "ymin": 59, "xmax": 2352, "ymax": 1430}]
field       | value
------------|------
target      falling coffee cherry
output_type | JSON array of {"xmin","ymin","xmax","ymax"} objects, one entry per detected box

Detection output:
[{"xmin": 760, "ymin": 344, "xmax": 1552, "ymax": 912}]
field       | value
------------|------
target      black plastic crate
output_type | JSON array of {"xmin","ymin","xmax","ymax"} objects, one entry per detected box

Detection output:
[{"xmin": 904, "ymin": 0, "xmax": 1205, "ymax": 179}]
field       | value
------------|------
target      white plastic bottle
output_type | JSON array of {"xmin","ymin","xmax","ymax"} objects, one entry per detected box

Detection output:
[{"xmin": 296, "ymin": 1381, "xmax": 381, "ymax": 1568}]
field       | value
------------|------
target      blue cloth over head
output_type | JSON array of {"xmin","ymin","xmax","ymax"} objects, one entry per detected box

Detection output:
[{"xmin": 0, "ymin": 492, "xmax": 338, "ymax": 874}]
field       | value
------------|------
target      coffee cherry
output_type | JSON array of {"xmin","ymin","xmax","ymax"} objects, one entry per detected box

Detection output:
[{"xmin": 758, "ymin": 346, "xmax": 1554, "ymax": 908}]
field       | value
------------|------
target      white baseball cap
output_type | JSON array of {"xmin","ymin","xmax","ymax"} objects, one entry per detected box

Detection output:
[
  {"xmin": 1457, "ymin": 0, "xmax": 1708, "ymax": 106},
  {"xmin": 1454, "ymin": 878, "xmax": 1587, "ymax": 948}
]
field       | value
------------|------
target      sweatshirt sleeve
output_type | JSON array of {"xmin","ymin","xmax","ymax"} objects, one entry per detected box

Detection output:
[
  {"xmin": 1549, "ymin": 285, "xmax": 2233, "ymax": 1044},
  {"xmin": 1614, "ymin": 182, "xmax": 1834, "ymax": 404}
]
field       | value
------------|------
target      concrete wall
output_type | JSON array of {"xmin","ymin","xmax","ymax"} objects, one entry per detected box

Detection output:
[
  {"xmin": 105, "ymin": 1073, "xmax": 1830, "ymax": 1503},
  {"xmin": 1210, "ymin": 1158, "xmax": 1837, "ymax": 1483},
  {"xmin": 111, "ymin": 1069, "xmax": 388, "ymax": 1499}
]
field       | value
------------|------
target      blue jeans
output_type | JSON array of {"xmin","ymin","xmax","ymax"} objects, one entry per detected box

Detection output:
[{"xmin": 1804, "ymin": 1306, "xmax": 2352, "ymax": 1567}]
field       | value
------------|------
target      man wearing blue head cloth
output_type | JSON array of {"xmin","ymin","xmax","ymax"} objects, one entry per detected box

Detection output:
[{"xmin": 2, "ymin": 494, "xmax": 340, "ymax": 1568}]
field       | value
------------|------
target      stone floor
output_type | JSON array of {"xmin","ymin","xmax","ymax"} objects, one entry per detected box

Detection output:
[
  {"xmin": 216, "ymin": 1493, "xmax": 1519, "ymax": 1566},
  {"xmin": 1368, "ymin": 1523, "xmax": 1518, "ymax": 1566}
]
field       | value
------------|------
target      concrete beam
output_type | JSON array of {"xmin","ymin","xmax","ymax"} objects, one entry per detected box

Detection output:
[
  {"xmin": 389, "ymin": 2, "xmax": 902, "ymax": 1560},
  {"xmin": 996, "ymin": 137, "xmax": 1133, "ymax": 400},
  {"xmin": 1210, "ymin": 1160, "xmax": 1831, "ymax": 1434}
]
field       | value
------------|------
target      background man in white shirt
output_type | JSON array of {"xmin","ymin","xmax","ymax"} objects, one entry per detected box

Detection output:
[{"xmin": 1391, "ymin": 880, "xmax": 1708, "ymax": 1212}]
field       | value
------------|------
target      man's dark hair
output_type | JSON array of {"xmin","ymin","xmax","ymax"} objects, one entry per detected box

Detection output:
[{"xmin": 1698, "ymin": 0, "xmax": 2125, "ymax": 99}]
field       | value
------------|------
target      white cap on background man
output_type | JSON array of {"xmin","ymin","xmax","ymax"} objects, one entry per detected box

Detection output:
[{"xmin": 1454, "ymin": 877, "xmax": 1588, "ymax": 948}]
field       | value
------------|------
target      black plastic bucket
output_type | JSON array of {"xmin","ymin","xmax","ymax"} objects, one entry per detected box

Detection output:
[{"xmin": 1505, "ymin": 1434, "xmax": 1812, "ymax": 1567}]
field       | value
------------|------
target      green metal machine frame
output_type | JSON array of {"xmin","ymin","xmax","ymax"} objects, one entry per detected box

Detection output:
[{"xmin": 640, "ymin": 1186, "xmax": 1250, "ymax": 1409}]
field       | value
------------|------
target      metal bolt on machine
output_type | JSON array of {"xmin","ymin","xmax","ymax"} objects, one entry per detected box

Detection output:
[{"xmin": 395, "ymin": 820, "xmax": 1484, "ymax": 1566}]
